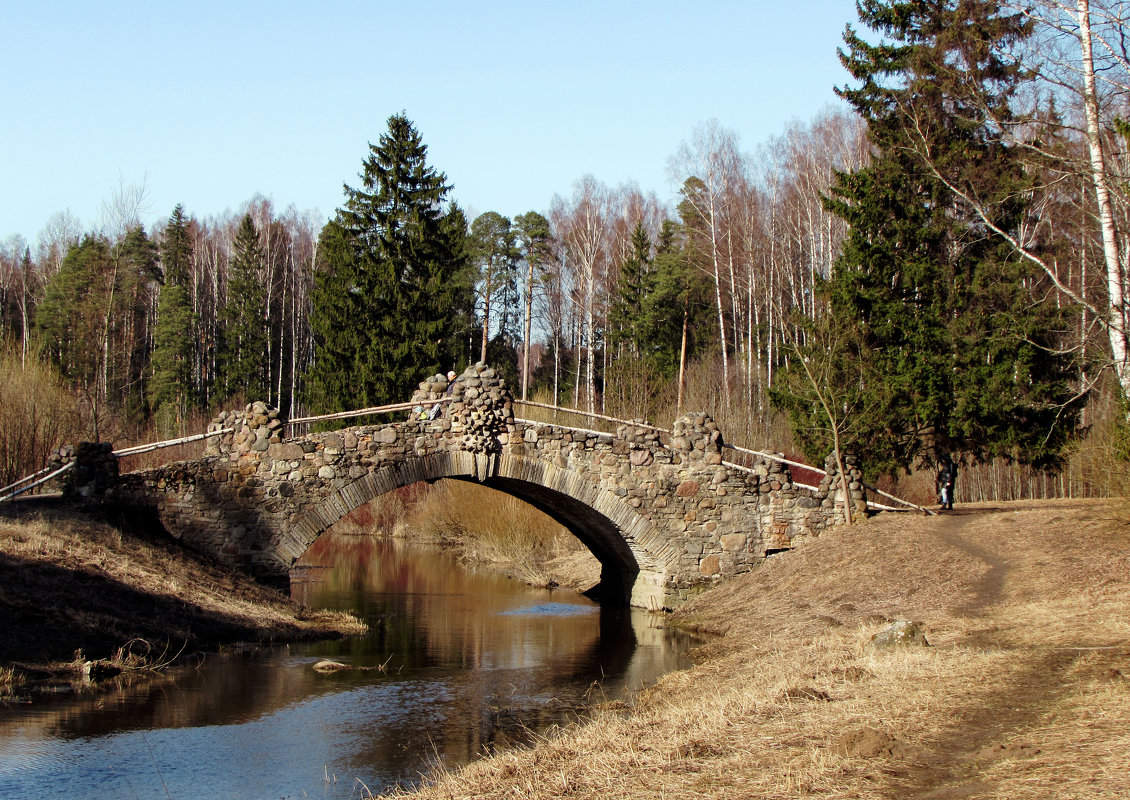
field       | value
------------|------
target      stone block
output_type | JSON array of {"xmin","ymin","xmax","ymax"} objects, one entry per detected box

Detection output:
[
  {"xmin": 720, "ymin": 533, "xmax": 746, "ymax": 551},
  {"xmin": 630, "ymin": 448, "xmax": 654, "ymax": 467},
  {"xmin": 676, "ymin": 480, "xmax": 700, "ymax": 497}
]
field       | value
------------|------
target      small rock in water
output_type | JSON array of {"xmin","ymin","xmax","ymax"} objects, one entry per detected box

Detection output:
[{"xmin": 312, "ymin": 659, "xmax": 351, "ymax": 672}]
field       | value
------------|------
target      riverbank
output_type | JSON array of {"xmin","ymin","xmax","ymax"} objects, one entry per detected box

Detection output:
[
  {"xmin": 399, "ymin": 499, "xmax": 1130, "ymax": 799},
  {"xmin": 0, "ymin": 507, "xmax": 366, "ymax": 699}
]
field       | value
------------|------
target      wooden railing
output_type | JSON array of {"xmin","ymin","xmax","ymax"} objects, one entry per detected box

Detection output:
[{"xmin": 1, "ymin": 395, "xmax": 929, "ymax": 515}]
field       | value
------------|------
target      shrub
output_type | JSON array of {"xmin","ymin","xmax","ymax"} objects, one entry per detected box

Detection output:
[{"xmin": 0, "ymin": 342, "xmax": 82, "ymax": 490}]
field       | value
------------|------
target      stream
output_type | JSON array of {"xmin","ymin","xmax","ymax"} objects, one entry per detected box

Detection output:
[{"xmin": 0, "ymin": 535, "xmax": 694, "ymax": 799}]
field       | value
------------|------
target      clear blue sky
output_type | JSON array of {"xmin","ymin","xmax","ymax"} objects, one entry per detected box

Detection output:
[{"xmin": 1, "ymin": 0, "xmax": 860, "ymax": 244}]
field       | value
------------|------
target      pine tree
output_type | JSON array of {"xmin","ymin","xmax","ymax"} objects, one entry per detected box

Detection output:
[
  {"xmin": 37, "ymin": 236, "xmax": 110, "ymax": 393},
  {"xmin": 114, "ymin": 226, "xmax": 161, "ymax": 418},
  {"xmin": 787, "ymin": 0, "xmax": 1079, "ymax": 476},
  {"xmin": 306, "ymin": 114, "xmax": 474, "ymax": 413},
  {"xmin": 149, "ymin": 283, "xmax": 195, "ymax": 432},
  {"xmin": 470, "ymin": 211, "xmax": 517, "ymax": 363},
  {"xmin": 514, "ymin": 211, "xmax": 553, "ymax": 400},
  {"xmin": 641, "ymin": 220, "xmax": 713, "ymax": 382},
  {"xmin": 215, "ymin": 214, "xmax": 269, "ymax": 402}
]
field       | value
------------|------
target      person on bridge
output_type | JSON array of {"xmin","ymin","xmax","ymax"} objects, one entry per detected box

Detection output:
[
  {"xmin": 936, "ymin": 454, "xmax": 957, "ymax": 511},
  {"xmin": 427, "ymin": 371, "xmax": 458, "ymax": 419}
]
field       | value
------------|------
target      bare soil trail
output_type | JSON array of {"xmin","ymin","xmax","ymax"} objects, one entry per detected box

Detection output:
[
  {"xmin": 930, "ymin": 509, "xmax": 1009, "ymax": 615},
  {"xmin": 893, "ymin": 507, "xmax": 1105, "ymax": 798}
]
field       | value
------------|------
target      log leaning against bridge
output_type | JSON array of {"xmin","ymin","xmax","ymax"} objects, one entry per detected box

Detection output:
[{"xmin": 98, "ymin": 365, "xmax": 864, "ymax": 609}]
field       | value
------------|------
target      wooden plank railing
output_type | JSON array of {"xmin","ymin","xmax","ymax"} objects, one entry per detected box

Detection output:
[{"xmin": 2, "ymin": 395, "xmax": 929, "ymax": 515}]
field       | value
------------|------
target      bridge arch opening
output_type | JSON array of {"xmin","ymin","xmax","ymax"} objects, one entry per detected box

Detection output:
[{"xmin": 284, "ymin": 452, "xmax": 673, "ymax": 608}]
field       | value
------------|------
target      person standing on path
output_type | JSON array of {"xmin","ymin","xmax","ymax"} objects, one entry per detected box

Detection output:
[{"xmin": 936, "ymin": 454, "xmax": 957, "ymax": 511}]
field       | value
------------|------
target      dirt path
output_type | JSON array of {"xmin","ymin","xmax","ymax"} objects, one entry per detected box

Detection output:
[
  {"xmin": 931, "ymin": 509, "xmax": 1009, "ymax": 616},
  {"xmin": 894, "ymin": 504, "xmax": 1127, "ymax": 799}
]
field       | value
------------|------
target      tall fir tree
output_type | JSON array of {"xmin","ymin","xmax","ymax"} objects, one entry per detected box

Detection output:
[
  {"xmin": 151, "ymin": 204, "xmax": 198, "ymax": 430},
  {"xmin": 779, "ymin": 0, "xmax": 1079, "ymax": 477},
  {"xmin": 608, "ymin": 220, "xmax": 655, "ymax": 359},
  {"xmin": 306, "ymin": 114, "xmax": 474, "ymax": 414},
  {"xmin": 215, "ymin": 214, "xmax": 269, "ymax": 402},
  {"xmin": 161, "ymin": 203, "xmax": 193, "ymax": 288}
]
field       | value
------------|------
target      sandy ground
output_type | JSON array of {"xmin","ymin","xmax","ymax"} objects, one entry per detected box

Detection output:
[{"xmin": 398, "ymin": 499, "xmax": 1130, "ymax": 799}]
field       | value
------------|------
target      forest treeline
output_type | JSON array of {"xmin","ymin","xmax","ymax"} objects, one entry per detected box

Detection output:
[{"xmin": 3, "ymin": 0, "xmax": 1130, "ymax": 501}]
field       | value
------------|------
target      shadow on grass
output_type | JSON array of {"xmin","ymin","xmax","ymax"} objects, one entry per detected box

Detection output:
[{"xmin": 0, "ymin": 506, "xmax": 339, "ymax": 673}]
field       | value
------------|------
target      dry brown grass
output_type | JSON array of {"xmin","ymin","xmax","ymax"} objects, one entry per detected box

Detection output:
[
  {"xmin": 0, "ymin": 510, "xmax": 365, "ymax": 687},
  {"xmin": 411, "ymin": 479, "xmax": 599, "ymax": 589},
  {"xmin": 396, "ymin": 499, "xmax": 1130, "ymax": 799}
]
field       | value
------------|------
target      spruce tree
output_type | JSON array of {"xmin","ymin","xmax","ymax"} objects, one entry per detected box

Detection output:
[
  {"xmin": 608, "ymin": 221, "xmax": 654, "ymax": 359},
  {"xmin": 161, "ymin": 204, "xmax": 193, "ymax": 288},
  {"xmin": 783, "ymin": 0, "xmax": 1079, "ymax": 476},
  {"xmin": 215, "ymin": 214, "xmax": 269, "ymax": 402},
  {"xmin": 150, "ymin": 205, "xmax": 199, "ymax": 429},
  {"xmin": 306, "ymin": 114, "xmax": 474, "ymax": 413}
]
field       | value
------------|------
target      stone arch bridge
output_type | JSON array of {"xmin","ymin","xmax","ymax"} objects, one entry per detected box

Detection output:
[{"xmin": 95, "ymin": 365, "xmax": 863, "ymax": 609}]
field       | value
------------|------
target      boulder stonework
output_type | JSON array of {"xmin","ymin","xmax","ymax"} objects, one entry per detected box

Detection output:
[
  {"xmin": 51, "ymin": 442, "xmax": 118, "ymax": 498},
  {"xmin": 106, "ymin": 364, "xmax": 864, "ymax": 609}
]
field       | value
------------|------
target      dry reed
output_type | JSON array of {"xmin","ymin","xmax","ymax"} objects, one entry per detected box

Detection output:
[
  {"xmin": 410, "ymin": 480, "xmax": 597, "ymax": 589},
  {"xmin": 0, "ymin": 512, "xmax": 366, "ymax": 677},
  {"xmin": 0, "ymin": 342, "xmax": 82, "ymax": 489}
]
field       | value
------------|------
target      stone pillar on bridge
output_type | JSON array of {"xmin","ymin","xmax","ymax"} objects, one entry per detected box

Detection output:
[
  {"xmin": 51, "ymin": 441, "xmax": 119, "ymax": 499},
  {"xmin": 410, "ymin": 363, "xmax": 514, "ymax": 480},
  {"xmin": 205, "ymin": 401, "xmax": 284, "ymax": 459},
  {"xmin": 818, "ymin": 452, "xmax": 868, "ymax": 518},
  {"xmin": 668, "ymin": 412, "xmax": 725, "ymax": 466}
]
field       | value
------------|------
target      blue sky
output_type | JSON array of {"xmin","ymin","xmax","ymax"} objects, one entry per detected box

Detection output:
[{"xmin": 1, "ymin": 1, "xmax": 861, "ymax": 243}]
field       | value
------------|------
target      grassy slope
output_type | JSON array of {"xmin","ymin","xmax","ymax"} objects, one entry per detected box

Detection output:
[
  {"xmin": 400, "ymin": 499, "xmax": 1130, "ymax": 799},
  {"xmin": 0, "ymin": 507, "xmax": 365, "ymax": 687}
]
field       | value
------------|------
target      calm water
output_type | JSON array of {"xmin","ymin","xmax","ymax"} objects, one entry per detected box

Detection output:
[{"xmin": 0, "ymin": 536, "xmax": 693, "ymax": 800}]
